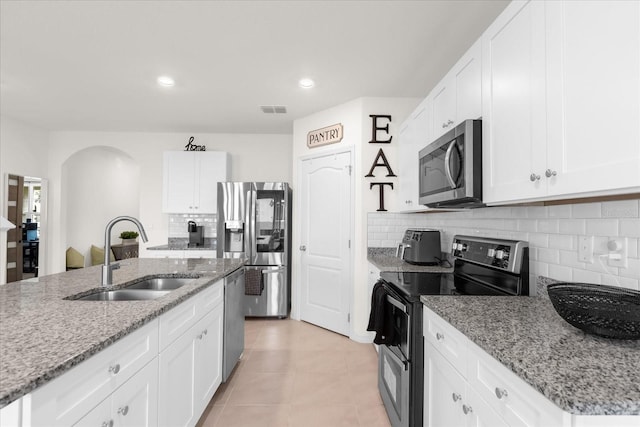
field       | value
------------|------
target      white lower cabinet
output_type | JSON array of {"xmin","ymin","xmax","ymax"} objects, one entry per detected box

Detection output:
[
  {"xmin": 424, "ymin": 308, "xmax": 639, "ymax": 427},
  {"xmin": 74, "ymin": 358, "xmax": 158, "ymax": 427},
  {"xmin": 158, "ymin": 282, "xmax": 224, "ymax": 427},
  {"xmin": 25, "ymin": 279, "xmax": 225, "ymax": 427}
]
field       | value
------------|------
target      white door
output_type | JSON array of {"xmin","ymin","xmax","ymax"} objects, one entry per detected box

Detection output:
[{"xmin": 299, "ymin": 151, "xmax": 352, "ymax": 335}]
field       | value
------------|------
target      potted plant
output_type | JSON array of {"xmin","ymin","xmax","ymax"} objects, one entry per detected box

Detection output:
[{"xmin": 119, "ymin": 231, "xmax": 139, "ymax": 245}]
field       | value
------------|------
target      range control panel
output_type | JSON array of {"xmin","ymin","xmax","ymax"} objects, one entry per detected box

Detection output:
[{"xmin": 452, "ymin": 235, "xmax": 528, "ymax": 273}]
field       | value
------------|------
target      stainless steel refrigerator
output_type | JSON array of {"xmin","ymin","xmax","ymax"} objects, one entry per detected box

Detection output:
[{"xmin": 217, "ymin": 182, "xmax": 291, "ymax": 318}]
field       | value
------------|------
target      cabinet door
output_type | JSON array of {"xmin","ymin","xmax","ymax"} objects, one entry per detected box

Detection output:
[
  {"xmin": 425, "ymin": 342, "xmax": 467, "ymax": 427},
  {"xmin": 545, "ymin": 0, "xmax": 640, "ymax": 197},
  {"xmin": 397, "ymin": 98, "xmax": 430, "ymax": 211},
  {"xmin": 454, "ymin": 39, "xmax": 482, "ymax": 123},
  {"xmin": 158, "ymin": 328, "xmax": 197, "ymax": 427},
  {"xmin": 195, "ymin": 152, "xmax": 229, "ymax": 213},
  {"xmin": 482, "ymin": 0, "xmax": 547, "ymax": 204},
  {"xmin": 431, "ymin": 79, "xmax": 456, "ymax": 140},
  {"xmin": 163, "ymin": 152, "xmax": 196, "ymax": 213},
  {"xmin": 111, "ymin": 359, "xmax": 158, "ymax": 427},
  {"xmin": 464, "ymin": 385, "xmax": 509, "ymax": 427},
  {"xmin": 72, "ymin": 395, "xmax": 111, "ymax": 427},
  {"xmin": 193, "ymin": 304, "xmax": 224, "ymax": 417}
]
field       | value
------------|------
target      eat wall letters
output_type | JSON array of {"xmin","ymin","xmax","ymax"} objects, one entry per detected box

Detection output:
[{"xmin": 366, "ymin": 114, "xmax": 395, "ymax": 211}]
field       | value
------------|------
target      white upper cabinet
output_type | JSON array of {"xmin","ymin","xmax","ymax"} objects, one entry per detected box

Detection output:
[
  {"xmin": 397, "ymin": 96, "xmax": 431, "ymax": 211},
  {"xmin": 544, "ymin": 0, "xmax": 640, "ymax": 197},
  {"xmin": 482, "ymin": 0, "xmax": 547, "ymax": 204},
  {"xmin": 431, "ymin": 39, "xmax": 482, "ymax": 140},
  {"xmin": 483, "ymin": 0, "xmax": 640, "ymax": 204},
  {"xmin": 162, "ymin": 151, "xmax": 230, "ymax": 214}
]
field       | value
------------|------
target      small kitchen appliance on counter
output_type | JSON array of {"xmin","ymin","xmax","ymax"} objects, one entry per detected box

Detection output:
[
  {"xmin": 188, "ymin": 221, "xmax": 204, "ymax": 247},
  {"xmin": 373, "ymin": 235, "xmax": 529, "ymax": 427},
  {"xmin": 396, "ymin": 228, "xmax": 441, "ymax": 265}
]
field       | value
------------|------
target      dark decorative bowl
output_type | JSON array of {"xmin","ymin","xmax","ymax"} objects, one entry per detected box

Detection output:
[{"xmin": 547, "ymin": 283, "xmax": 640, "ymax": 339}]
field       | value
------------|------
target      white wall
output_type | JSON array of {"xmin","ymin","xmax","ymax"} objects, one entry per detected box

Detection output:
[
  {"xmin": 63, "ymin": 146, "xmax": 141, "ymax": 266},
  {"xmin": 292, "ymin": 97, "xmax": 420, "ymax": 342},
  {"xmin": 0, "ymin": 116, "xmax": 50, "ymax": 283},
  {"xmin": 46, "ymin": 131, "xmax": 292, "ymax": 273},
  {"xmin": 368, "ymin": 199, "xmax": 640, "ymax": 292}
]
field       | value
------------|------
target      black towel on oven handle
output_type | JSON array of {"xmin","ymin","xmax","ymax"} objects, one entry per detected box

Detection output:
[{"xmin": 367, "ymin": 279, "xmax": 397, "ymax": 345}]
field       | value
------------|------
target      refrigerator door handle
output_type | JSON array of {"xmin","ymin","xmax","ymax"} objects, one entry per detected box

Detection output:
[{"xmin": 261, "ymin": 267, "xmax": 286, "ymax": 274}]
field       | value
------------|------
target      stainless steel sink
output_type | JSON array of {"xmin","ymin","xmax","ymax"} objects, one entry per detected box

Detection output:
[
  {"xmin": 125, "ymin": 277, "xmax": 195, "ymax": 291},
  {"xmin": 75, "ymin": 289, "xmax": 170, "ymax": 301}
]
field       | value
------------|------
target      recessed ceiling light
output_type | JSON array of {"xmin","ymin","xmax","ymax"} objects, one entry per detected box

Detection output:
[
  {"xmin": 299, "ymin": 78, "xmax": 315, "ymax": 89},
  {"xmin": 157, "ymin": 76, "xmax": 175, "ymax": 87}
]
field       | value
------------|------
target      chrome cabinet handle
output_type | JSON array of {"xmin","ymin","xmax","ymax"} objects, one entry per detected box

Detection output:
[
  {"xmin": 299, "ymin": 245, "xmax": 306, "ymax": 251},
  {"xmin": 452, "ymin": 393, "xmax": 462, "ymax": 402},
  {"xmin": 462, "ymin": 404, "xmax": 473, "ymax": 415},
  {"xmin": 436, "ymin": 332, "xmax": 444, "ymax": 341},
  {"xmin": 545, "ymin": 169, "xmax": 557, "ymax": 178},
  {"xmin": 117, "ymin": 405, "xmax": 129, "ymax": 416},
  {"xmin": 529, "ymin": 173, "xmax": 540, "ymax": 182},
  {"xmin": 108, "ymin": 364, "xmax": 120, "ymax": 374},
  {"xmin": 495, "ymin": 387, "xmax": 509, "ymax": 399},
  {"xmin": 102, "ymin": 421, "xmax": 114, "ymax": 427}
]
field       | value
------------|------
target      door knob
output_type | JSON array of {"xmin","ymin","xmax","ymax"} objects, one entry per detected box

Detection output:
[{"xmin": 299, "ymin": 245, "xmax": 306, "ymax": 251}]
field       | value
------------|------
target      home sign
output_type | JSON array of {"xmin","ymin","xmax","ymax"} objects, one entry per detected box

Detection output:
[{"xmin": 184, "ymin": 136, "xmax": 206, "ymax": 151}]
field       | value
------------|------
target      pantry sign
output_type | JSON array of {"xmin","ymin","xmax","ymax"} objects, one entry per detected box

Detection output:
[{"xmin": 307, "ymin": 123, "xmax": 344, "ymax": 148}]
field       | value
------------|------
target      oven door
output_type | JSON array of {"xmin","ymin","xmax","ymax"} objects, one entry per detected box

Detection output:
[{"xmin": 379, "ymin": 344, "xmax": 410, "ymax": 427}]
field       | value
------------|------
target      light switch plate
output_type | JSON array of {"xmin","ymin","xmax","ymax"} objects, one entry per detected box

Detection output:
[{"xmin": 578, "ymin": 236, "xmax": 594, "ymax": 263}]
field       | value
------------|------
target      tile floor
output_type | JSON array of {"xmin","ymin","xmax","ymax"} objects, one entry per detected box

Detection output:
[{"xmin": 196, "ymin": 318, "xmax": 391, "ymax": 427}]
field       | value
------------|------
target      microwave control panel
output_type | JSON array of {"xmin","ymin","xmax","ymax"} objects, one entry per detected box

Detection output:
[{"xmin": 452, "ymin": 236, "xmax": 528, "ymax": 274}]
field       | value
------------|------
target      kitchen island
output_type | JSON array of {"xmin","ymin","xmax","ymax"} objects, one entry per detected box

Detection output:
[
  {"xmin": 421, "ymin": 294, "xmax": 640, "ymax": 422},
  {"xmin": 0, "ymin": 257, "xmax": 244, "ymax": 409}
]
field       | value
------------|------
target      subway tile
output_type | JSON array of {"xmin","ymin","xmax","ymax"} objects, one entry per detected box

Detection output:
[
  {"xmin": 528, "ymin": 233, "xmax": 549, "ymax": 248},
  {"xmin": 586, "ymin": 219, "xmax": 619, "ymax": 237},
  {"xmin": 537, "ymin": 248, "xmax": 559, "ymax": 264},
  {"xmin": 549, "ymin": 234, "xmax": 574, "ymax": 251},
  {"xmin": 548, "ymin": 264, "xmax": 573, "ymax": 282},
  {"xmin": 627, "ymin": 238, "xmax": 639, "ymax": 259},
  {"xmin": 572, "ymin": 202, "xmax": 602, "ymax": 219},
  {"xmin": 601, "ymin": 200, "xmax": 639, "ymax": 218},
  {"xmin": 619, "ymin": 258, "xmax": 640, "ymax": 280},
  {"xmin": 572, "ymin": 269, "xmax": 601, "ymax": 284},
  {"xmin": 619, "ymin": 219, "xmax": 640, "ymax": 238},
  {"xmin": 517, "ymin": 219, "xmax": 537, "ymax": 232},
  {"xmin": 601, "ymin": 275, "xmax": 639, "ymax": 291},
  {"xmin": 547, "ymin": 204, "xmax": 572, "ymax": 218},
  {"xmin": 558, "ymin": 219, "xmax": 586, "ymax": 235},
  {"xmin": 530, "ymin": 261, "xmax": 548, "ymax": 278},
  {"xmin": 537, "ymin": 219, "xmax": 559, "ymax": 234},
  {"xmin": 526, "ymin": 206, "xmax": 548, "ymax": 219},
  {"xmin": 559, "ymin": 250, "xmax": 585, "ymax": 269}
]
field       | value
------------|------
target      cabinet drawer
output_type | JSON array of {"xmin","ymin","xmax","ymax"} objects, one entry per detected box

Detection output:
[
  {"xmin": 195, "ymin": 279, "xmax": 224, "ymax": 315},
  {"xmin": 159, "ymin": 296, "xmax": 198, "ymax": 351},
  {"xmin": 467, "ymin": 340, "xmax": 564, "ymax": 427},
  {"xmin": 30, "ymin": 319, "xmax": 158, "ymax": 426},
  {"xmin": 424, "ymin": 309, "xmax": 468, "ymax": 376}
]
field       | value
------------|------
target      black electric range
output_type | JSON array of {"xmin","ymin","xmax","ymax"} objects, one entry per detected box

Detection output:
[{"xmin": 376, "ymin": 235, "xmax": 529, "ymax": 427}]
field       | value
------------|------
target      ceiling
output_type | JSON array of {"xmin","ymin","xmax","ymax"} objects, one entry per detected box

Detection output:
[{"xmin": 0, "ymin": 0, "xmax": 509, "ymax": 134}]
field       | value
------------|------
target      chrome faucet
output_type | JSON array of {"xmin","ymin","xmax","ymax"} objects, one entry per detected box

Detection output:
[{"xmin": 102, "ymin": 216, "xmax": 149, "ymax": 286}]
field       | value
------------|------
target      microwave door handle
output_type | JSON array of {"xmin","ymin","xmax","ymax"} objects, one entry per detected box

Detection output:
[{"xmin": 444, "ymin": 140, "xmax": 458, "ymax": 189}]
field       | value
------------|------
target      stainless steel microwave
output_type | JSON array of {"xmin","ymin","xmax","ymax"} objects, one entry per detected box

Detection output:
[{"xmin": 418, "ymin": 119, "xmax": 483, "ymax": 208}]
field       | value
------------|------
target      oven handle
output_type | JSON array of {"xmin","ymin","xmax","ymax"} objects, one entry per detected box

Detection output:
[
  {"xmin": 444, "ymin": 139, "xmax": 458, "ymax": 189},
  {"xmin": 386, "ymin": 294, "xmax": 408, "ymax": 314},
  {"xmin": 385, "ymin": 344, "xmax": 409, "ymax": 371}
]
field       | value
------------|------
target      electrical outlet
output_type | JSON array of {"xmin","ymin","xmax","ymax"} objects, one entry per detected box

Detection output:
[
  {"xmin": 607, "ymin": 237, "xmax": 628, "ymax": 268},
  {"xmin": 578, "ymin": 236, "xmax": 594, "ymax": 263}
]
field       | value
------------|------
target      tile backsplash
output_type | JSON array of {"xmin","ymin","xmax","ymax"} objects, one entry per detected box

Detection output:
[
  {"xmin": 368, "ymin": 199, "xmax": 640, "ymax": 293},
  {"xmin": 169, "ymin": 214, "xmax": 217, "ymax": 239}
]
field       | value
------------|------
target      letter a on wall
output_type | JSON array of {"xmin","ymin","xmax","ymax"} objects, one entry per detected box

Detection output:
[{"xmin": 365, "ymin": 148, "xmax": 396, "ymax": 177}]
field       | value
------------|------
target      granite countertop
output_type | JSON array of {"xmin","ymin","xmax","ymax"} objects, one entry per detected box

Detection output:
[
  {"xmin": 0, "ymin": 257, "xmax": 244, "ymax": 408},
  {"xmin": 367, "ymin": 247, "xmax": 454, "ymax": 273},
  {"xmin": 421, "ymin": 295, "xmax": 640, "ymax": 416}
]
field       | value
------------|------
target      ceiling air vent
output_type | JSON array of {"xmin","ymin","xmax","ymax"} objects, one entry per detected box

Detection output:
[{"xmin": 260, "ymin": 105, "xmax": 287, "ymax": 114}]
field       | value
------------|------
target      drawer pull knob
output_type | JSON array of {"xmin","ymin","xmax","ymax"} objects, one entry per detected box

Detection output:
[
  {"xmin": 545, "ymin": 169, "xmax": 557, "ymax": 178},
  {"xmin": 462, "ymin": 404, "xmax": 473, "ymax": 415},
  {"xmin": 436, "ymin": 332, "xmax": 444, "ymax": 341},
  {"xmin": 203, "ymin": 328, "xmax": 208, "ymax": 335},
  {"xmin": 452, "ymin": 393, "xmax": 462, "ymax": 402},
  {"xmin": 495, "ymin": 387, "xmax": 509, "ymax": 399},
  {"xmin": 197, "ymin": 333, "xmax": 203, "ymax": 340},
  {"xmin": 530, "ymin": 173, "xmax": 541, "ymax": 182},
  {"xmin": 118, "ymin": 405, "xmax": 129, "ymax": 416},
  {"xmin": 108, "ymin": 364, "xmax": 120, "ymax": 375},
  {"xmin": 102, "ymin": 421, "xmax": 114, "ymax": 427}
]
